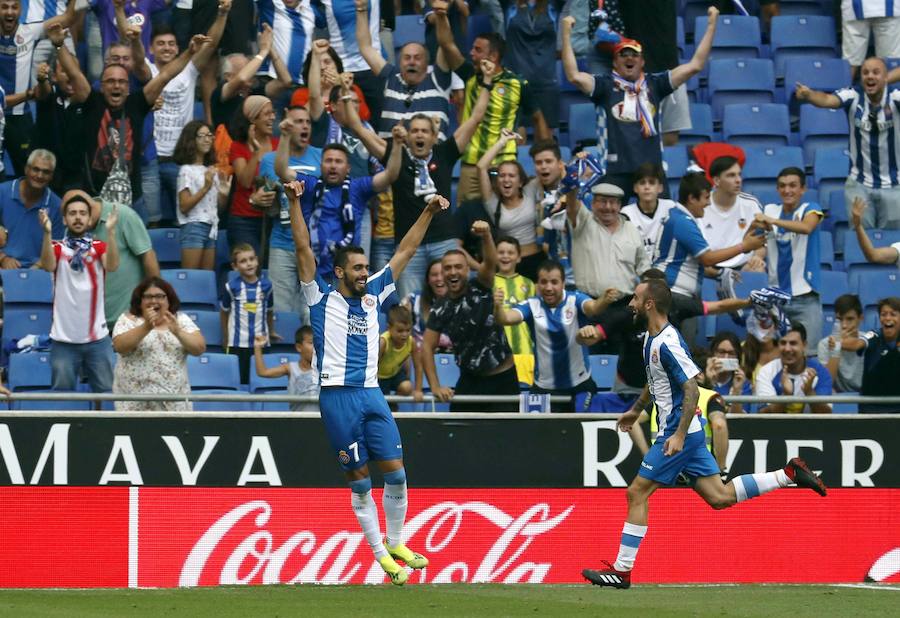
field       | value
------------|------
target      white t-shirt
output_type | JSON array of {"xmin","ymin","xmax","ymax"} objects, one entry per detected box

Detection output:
[
  {"xmin": 700, "ymin": 191, "xmax": 763, "ymax": 268},
  {"xmin": 147, "ymin": 59, "xmax": 200, "ymax": 157},
  {"xmin": 176, "ymin": 164, "xmax": 220, "ymax": 228},
  {"xmin": 622, "ymin": 198, "xmax": 677, "ymax": 262}
]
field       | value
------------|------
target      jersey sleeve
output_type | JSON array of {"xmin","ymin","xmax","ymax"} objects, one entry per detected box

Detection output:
[
  {"xmin": 301, "ymin": 274, "xmax": 329, "ymax": 307},
  {"xmin": 673, "ymin": 213, "xmax": 709, "ymax": 258},
  {"xmin": 590, "ymin": 73, "xmax": 612, "ymax": 106},
  {"xmin": 753, "ymin": 361, "xmax": 779, "ymax": 397},
  {"xmin": 659, "ymin": 341, "xmax": 700, "ymax": 385},
  {"xmin": 513, "ymin": 300, "xmax": 533, "ymax": 324},
  {"xmin": 574, "ymin": 291, "xmax": 593, "ymax": 318},
  {"xmin": 834, "ymin": 87, "xmax": 858, "ymax": 110},
  {"xmin": 651, "ymin": 71, "xmax": 675, "ymax": 101},
  {"xmin": 813, "ymin": 362, "xmax": 833, "ymax": 395},
  {"xmin": 351, "ymin": 176, "xmax": 376, "ymax": 211},
  {"xmin": 368, "ymin": 265, "xmax": 398, "ymax": 307}
]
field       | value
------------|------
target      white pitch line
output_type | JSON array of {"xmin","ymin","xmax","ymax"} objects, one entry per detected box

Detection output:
[{"xmin": 829, "ymin": 584, "xmax": 900, "ymax": 592}]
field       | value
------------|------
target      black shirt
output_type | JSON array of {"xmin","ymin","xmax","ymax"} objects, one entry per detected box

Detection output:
[
  {"xmin": 386, "ymin": 136, "xmax": 459, "ymax": 244},
  {"xmin": 68, "ymin": 90, "xmax": 152, "ymax": 200},
  {"xmin": 860, "ymin": 330, "xmax": 900, "ymax": 413},
  {"xmin": 427, "ymin": 278, "xmax": 512, "ymax": 375},
  {"xmin": 453, "ymin": 198, "xmax": 492, "ymax": 261}
]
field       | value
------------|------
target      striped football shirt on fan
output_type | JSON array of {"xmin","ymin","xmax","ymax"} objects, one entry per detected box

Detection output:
[
  {"xmin": 257, "ymin": 0, "xmax": 321, "ymax": 84},
  {"xmin": 764, "ymin": 201, "xmax": 823, "ymax": 296},
  {"xmin": 835, "ymin": 86, "xmax": 900, "ymax": 189}
]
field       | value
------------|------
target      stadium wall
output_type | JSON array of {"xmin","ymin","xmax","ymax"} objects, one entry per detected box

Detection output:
[{"xmin": 0, "ymin": 414, "xmax": 897, "ymax": 587}]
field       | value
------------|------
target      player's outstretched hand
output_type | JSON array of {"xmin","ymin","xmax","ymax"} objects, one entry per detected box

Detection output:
[
  {"xmin": 663, "ymin": 432, "xmax": 685, "ymax": 456},
  {"xmin": 616, "ymin": 409, "xmax": 639, "ymax": 432},
  {"xmin": 433, "ymin": 386, "xmax": 454, "ymax": 402}
]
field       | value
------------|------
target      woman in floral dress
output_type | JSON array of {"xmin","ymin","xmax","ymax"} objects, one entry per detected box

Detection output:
[{"xmin": 112, "ymin": 277, "xmax": 207, "ymax": 411}]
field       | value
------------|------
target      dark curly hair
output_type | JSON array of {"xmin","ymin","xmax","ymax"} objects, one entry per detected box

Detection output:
[
  {"xmin": 128, "ymin": 276, "xmax": 181, "ymax": 317},
  {"xmin": 173, "ymin": 120, "xmax": 216, "ymax": 166}
]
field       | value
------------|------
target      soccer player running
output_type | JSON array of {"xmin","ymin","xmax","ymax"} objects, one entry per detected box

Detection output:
[
  {"xmin": 286, "ymin": 178, "xmax": 450, "ymax": 586},
  {"xmin": 582, "ymin": 279, "xmax": 828, "ymax": 589}
]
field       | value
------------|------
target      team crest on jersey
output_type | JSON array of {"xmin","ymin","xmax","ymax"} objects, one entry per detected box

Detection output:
[
  {"xmin": 15, "ymin": 34, "xmax": 23, "ymax": 45},
  {"xmin": 564, "ymin": 308, "xmax": 574, "ymax": 320},
  {"xmin": 338, "ymin": 450, "xmax": 351, "ymax": 465},
  {"xmin": 363, "ymin": 296, "xmax": 375, "ymax": 308},
  {"xmin": 650, "ymin": 350, "xmax": 658, "ymax": 364},
  {"xmin": 738, "ymin": 217, "xmax": 747, "ymax": 229},
  {"xmin": 496, "ymin": 86, "xmax": 506, "ymax": 95}
]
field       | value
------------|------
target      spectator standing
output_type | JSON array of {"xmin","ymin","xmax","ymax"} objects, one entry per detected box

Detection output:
[
  {"xmin": 173, "ymin": 120, "xmax": 232, "ymax": 269},
  {"xmin": 560, "ymin": 7, "xmax": 718, "ymax": 198},
  {"xmin": 90, "ymin": 0, "xmax": 162, "ymax": 57},
  {"xmin": 701, "ymin": 156, "xmax": 766, "ymax": 271},
  {"xmin": 756, "ymin": 167, "xmax": 824, "ymax": 348},
  {"xmin": 840, "ymin": 0, "xmax": 900, "ymax": 79},
  {"xmin": 434, "ymin": 0, "xmax": 551, "ymax": 202},
  {"xmin": 796, "ymin": 57, "xmax": 900, "ymax": 230},
  {"xmin": 257, "ymin": 0, "xmax": 321, "ymax": 85},
  {"xmin": 253, "ymin": 328, "xmax": 320, "ymax": 412},
  {"xmin": 264, "ymin": 107, "xmax": 322, "ymax": 318},
  {"xmin": 423, "ymin": 222, "xmax": 520, "ymax": 412},
  {"xmin": 33, "ymin": 60, "xmax": 76, "ymax": 193},
  {"xmin": 289, "ymin": 40, "xmax": 371, "ymax": 122},
  {"xmin": 0, "ymin": 150, "xmax": 63, "ymax": 269},
  {"xmin": 817, "ymin": 294, "xmax": 865, "ymax": 393},
  {"xmin": 38, "ymin": 191, "xmax": 119, "ymax": 392},
  {"xmin": 756, "ymin": 324, "xmax": 832, "ymax": 414},
  {"xmin": 859, "ymin": 297, "xmax": 900, "ymax": 413},
  {"xmin": 527, "ymin": 141, "xmax": 573, "ymax": 286},
  {"xmin": 112, "ymin": 276, "xmax": 206, "ymax": 411},
  {"xmin": 704, "ymin": 331, "xmax": 750, "ymax": 414},
  {"xmin": 493, "ymin": 236, "xmax": 535, "ymax": 385},
  {"xmin": 403, "ymin": 258, "xmax": 453, "ymax": 351},
  {"xmin": 850, "ymin": 197, "xmax": 900, "ymax": 267},
  {"xmin": 378, "ymin": 305, "xmax": 424, "ymax": 401}
]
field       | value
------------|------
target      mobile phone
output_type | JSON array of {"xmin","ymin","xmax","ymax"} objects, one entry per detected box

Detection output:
[{"xmin": 718, "ymin": 358, "xmax": 740, "ymax": 371}]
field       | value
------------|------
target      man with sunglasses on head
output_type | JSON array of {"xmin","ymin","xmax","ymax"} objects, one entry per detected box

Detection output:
[{"xmin": 560, "ymin": 6, "xmax": 719, "ymax": 201}]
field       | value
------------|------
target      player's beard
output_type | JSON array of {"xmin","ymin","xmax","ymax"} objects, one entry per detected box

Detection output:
[{"xmin": 632, "ymin": 309, "xmax": 648, "ymax": 331}]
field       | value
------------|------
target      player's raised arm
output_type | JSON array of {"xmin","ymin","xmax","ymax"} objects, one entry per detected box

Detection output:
[
  {"xmin": 286, "ymin": 180, "xmax": 316, "ymax": 283},
  {"xmin": 388, "ymin": 194, "xmax": 451, "ymax": 277}
]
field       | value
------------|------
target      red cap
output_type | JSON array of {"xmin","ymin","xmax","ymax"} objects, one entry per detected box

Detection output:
[{"xmin": 613, "ymin": 39, "xmax": 642, "ymax": 55}]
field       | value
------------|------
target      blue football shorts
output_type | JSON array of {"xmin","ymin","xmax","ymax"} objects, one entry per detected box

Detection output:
[
  {"xmin": 638, "ymin": 429, "xmax": 720, "ymax": 486},
  {"xmin": 318, "ymin": 386, "xmax": 403, "ymax": 471}
]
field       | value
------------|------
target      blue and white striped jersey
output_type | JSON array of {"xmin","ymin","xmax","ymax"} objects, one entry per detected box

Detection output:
[
  {"xmin": 19, "ymin": 0, "xmax": 66, "ymax": 23},
  {"xmin": 257, "ymin": 0, "xmax": 321, "ymax": 84},
  {"xmin": 513, "ymin": 291, "xmax": 593, "ymax": 390},
  {"xmin": 313, "ymin": 0, "xmax": 381, "ymax": 73},
  {"xmin": 0, "ymin": 23, "xmax": 43, "ymax": 115},
  {"xmin": 220, "ymin": 271, "xmax": 274, "ymax": 349},
  {"xmin": 652, "ymin": 204, "xmax": 710, "ymax": 298},
  {"xmin": 835, "ymin": 86, "xmax": 900, "ymax": 189},
  {"xmin": 644, "ymin": 323, "xmax": 703, "ymax": 439},
  {"xmin": 764, "ymin": 202, "xmax": 823, "ymax": 296},
  {"xmin": 303, "ymin": 265, "xmax": 398, "ymax": 388},
  {"xmin": 842, "ymin": 0, "xmax": 896, "ymax": 20}
]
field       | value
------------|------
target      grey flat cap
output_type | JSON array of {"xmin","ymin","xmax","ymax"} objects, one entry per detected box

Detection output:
[{"xmin": 590, "ymin": 183, "xmax": 625, "ymax": 197}]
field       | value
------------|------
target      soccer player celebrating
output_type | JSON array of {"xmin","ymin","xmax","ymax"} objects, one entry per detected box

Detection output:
[
  {"xmin": 582, "ymin": 279, "xmax": 828, "ymax": 589},
  {"xmin": 287, "ymin": 178, "xmax": 449, "ymax": 586}
]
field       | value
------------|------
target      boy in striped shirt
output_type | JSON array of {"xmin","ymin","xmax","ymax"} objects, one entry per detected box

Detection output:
[
  {"xmin": 220, "ymin": 243, "xmax": 275, "ymax": 384},
  {"xmin": 493, "ymin": 236, "xmax": 535, "ymax": 385}
]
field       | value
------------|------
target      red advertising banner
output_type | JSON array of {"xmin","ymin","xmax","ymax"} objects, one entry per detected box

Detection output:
[{"xmin": 0, "ymin": 488, "xmax": 897, "ymax": 588}]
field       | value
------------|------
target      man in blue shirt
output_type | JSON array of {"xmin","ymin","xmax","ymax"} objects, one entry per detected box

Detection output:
[
  {"xmin": 755, "ymin": 323, "xmax": 834, "ymax": 414},
  {"xmin": 0, "ymin": 149, "xmax": 63, "ymax": 268}
]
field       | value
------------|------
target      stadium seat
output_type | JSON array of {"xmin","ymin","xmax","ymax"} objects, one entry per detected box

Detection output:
[
  {"xmin": 589, "ymin": 354, "xmax": 618, "ymax": 391},
  {"xmin": 813, "ymin": 147, "xmax": 850, "ymax": 209},
  {"xmin": 517, "ymin": 145, "xmax": 535, "ymax": 176},
  {"xmin": 707, "ymin": 59, "xmax": 775, "ymax": 120},
  {"xmin": 754, "ymin": 189, "xmax": 781, "ymax": 208},
  {"xmin": 770, "ymin": 16, "xmax": 838, "ymax": 77},
  {"xmin": 822, "ymin": 307, "xmax": 836, "ymax": 339},
  {"xmin": 161, "ymin": 269, "xmax": 218, "ymax": 311},
  {"xmin": 3, "ymin": 307, "xmax": 52, "ymax": 346},
  {"xmin": 819, "ymin": 270, "xmax": 849, "ymax": 306},
  {"xmin": 7, "ymin": 351, "xmax": 52, "ymax": 391},
  {"xmin": 0, "ymin": 269, "xmax": 53, "ymax": 308},
  {"xmin": 819, "ymin": 231, "xmax": 834, "ymax": 270},
  {"xmin": 663, "ymin": 145, "xmax": 689, "ymax": 180},
  {"xmin": 191, "ymin": 390, "xmax": 254, "ymax": 412},
  {"xmin": 13, "ymin": 396, "xmax": 92, "ymax": 411},
  {"xmin": 827, "ymin": 190, "xmax": 850, "ymax": 255},
  {"xmin": 393, "ymin": 15, "xmax": 425, "ymax": 50},
  {"xmin": 187, "ymin": 353, "xmax": 241, "ymax": 390},
  {"xmin": 741, "ymin": 146, "xmax": 804, "ymax": 195},
  {"xmin": 434, "ymin": 353, "xmax": 459, "ymax": 389},
  {"xmin": 784, "ymin": 58, "xmax": 851, "ymax": 113},
  {"xmin": 831, "ymin": 395, "xmax": 859, "ymax": 414},
  {"xmin": 259, "ymin": 389, "xmax": 291, "ymax": 412},
  {"xmin": 148, "ymin": 228, "xmax": 182, "ymax": 270},
  {"xmin": 722, "ymin": 104, "xmax": 790, "ymax": 149},
  {"xmin": 183, "ymin": 310, "xmax": 223, "ymax": 352},
  {"xmin": 799, "ymin": 106, "xmax": 849, "ymax": 167},
  {"xmin": 855, "ymin": 270, "xmax": 900, "ymax": 309},
  {"xmin": 676, "ymin": 16, "xmax": 685, "ymax": 57},
  {"xmin": 679, "ymin": 103, "xmax": 714, "ymax": 146},
  {"xmin": 701, "ymin": 15, "xmax": 761, "ymax": 59},
  {"xmin": 845, "ymin": 230, "xmax": 900, "ymax": 290},
  {"xmin": 682, "ymin": 0, "xmax": 716, "ymax": 35},
  {"xmin": 271, "ymin": 311, "xmax": 302, "ymax": 352},
  {"xmin": 250, "ymin": 352, "xmax": 298, "ymax": 394},
  {"xmin": 567, "ymin": 103, "xmax": 597, "ymax": 150}
]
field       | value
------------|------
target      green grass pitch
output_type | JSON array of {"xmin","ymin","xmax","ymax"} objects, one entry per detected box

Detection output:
[{"xmin": 0, "ymin": 584, "xmax": 896, "ymax": 617}]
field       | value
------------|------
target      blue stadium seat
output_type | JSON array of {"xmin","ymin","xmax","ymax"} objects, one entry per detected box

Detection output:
[
  {"xmin": 517, "ymin": 145, "xmax": 535, "ymax": 176},
  {"xmin": 662, "ymin": 145, "xmax": 689, "ymax": 180},
  {"xmin": 0, "ymin": 269, "xmax": 53, "ymax": 308},
  {"xmin": 393, "ymin": 15, "xmax": 425, "ymax": 50},
  {"xmin": 819, "ymin": 231, "xmax": 834, "ymax": 270},
  {"xmin": 567, "ymin": 103, "xmax": 597, "ymax": 149},
  {"xmin": 271, "ymin": 311, "xmax": 302, "ymax": 352},
  {"xmin": 589, "ymin": 354, "xmax": 618, "ymax": 391},
  {"xmin": 161, "ymin": 269, "xmax": 218, "ymax": 311},
  {"xmin": 3, "ymin": 307, "xmax": 52, "ymax": 345},
  {"xmin": 799, "ymin": 106, "xmax": 849, "ymax": 167},
  {"xmin": 249, "ymin": 352, "xmax": 298, "ymax": 394},
  {"xmin": 707, "ymin": 59, "xmax": 775, "ymax": 120},
  {"xmin": 676, "ymin": 16, "xmax": 685, "ymax": 57},
  {"xmin": 827, "ymin": 190, "xmax": 850, "ymax": 255},
  {"xmin": 722, "ymin": 104, "xmax": 790, "ymax": 149},
  {"xmin": 191, "ymin": 390, "xmax": 254, "ymax": 411},
  {"xmin": 434, "ymin": 353, "xmax": 459, "ymax": 389},
  {"xmin": 679, "ymin": 103, "xmax": 714, "ymax": 146},
  {"xmin": 700, "ymin": 15, "xmax": 761, "ymax": 59},
  {"xmin": 13, "ymin": 396, "xmax": 92, "ymax": 411},
  {"xmin": 8, "ymin": 352, "xmax": 52, "ymax": 391},
  {"xmin": 770, "ymin": 16, "xmax": 838, "ymax": 77},
  {"xmin": 855, "ymin": 270, "xmax": 900, "ymax": 309},
  {"xmin": 187, "ymin": 353, "xmax": 241, "ymax": 390},
  {"xmin": 682, "ymin": 0, "xmax": 717, "ymax": 35},
  {"xmin": 813, "ymin": 147, "xmax": 850, "ymax": 208},
  {"xmin": 784, "ymin": 58, "xmax": 851, "ymax": 113},
  {"xmin": 819, "ymin": 270, "xmax": 849, "ymax": 306},
  {"xmin": 182, "ymin": 310, "xmax": 223, "ymax": 352},
  {"xmin": 259, "ymin": 389, "xmax": 291, "ymax": 412},
  {"xmin": 822, "ymin": 307, "xmax": 836, "ymax": 339},
  {"xmin": 845, "ymin": 230, "xmax": 900, "ymax": 289},
  {"xmin": 889, "ymin": 57, "xmax": 900, "ymax": 92},
  {"xmin": 754, "ymin": 189, "xmax": 781, "ymax": 208},
  {"xmin": 148, "ymin": 228, "xmax": 181, "ymax": 269},
  {"xmin": 832, "ymin": 396, "xmax": 859, "ymax": 414},
  {"xmin": 464, "ymin": 14, "xmax": 492, "ymax": 54},
  {"xmin": 741, "ymin": 146, "xmax": 804, "ymax": 195}
]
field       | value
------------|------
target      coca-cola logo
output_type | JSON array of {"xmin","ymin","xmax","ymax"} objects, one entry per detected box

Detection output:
[{"xmin": 178, "ymin": 500, "xmax": 575, "ymax": 586}]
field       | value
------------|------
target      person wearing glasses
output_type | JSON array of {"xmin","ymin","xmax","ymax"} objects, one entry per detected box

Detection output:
[
  {"xmin": 112, "ymin": 276, "xmax": 206, "ymax": 411},
  {"xmin": 703, "ymin": 331, "xmax": 751, "ymax": 414}
]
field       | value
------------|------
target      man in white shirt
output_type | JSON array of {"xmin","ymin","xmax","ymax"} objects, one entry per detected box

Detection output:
[{"xmin": 700, "ymin": 156, "xmax": 766, "ymax": 272}]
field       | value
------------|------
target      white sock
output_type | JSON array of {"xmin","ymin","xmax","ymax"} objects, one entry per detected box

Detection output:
[
  {"xmin": 351, "ymin": 490, "xmax": 388, "ymax": 559},
  {"xmin": 613, "ymin": 522, "xmax": 647, "ymax": 572},
  {"xmin": 382, "ymin": 481, "xmax": 408, "ymax": 548},
  {"xmin": 732, "ymin": 470, "xmax": 790, "ymax": 503}
]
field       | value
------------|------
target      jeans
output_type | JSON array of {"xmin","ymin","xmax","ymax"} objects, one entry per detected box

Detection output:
[
  {"xmin": 370, "ymin": 237, "xmax": 395, "ymax": 273},
  {"xmin": 396, "ymin": 238, "xmax": 459, "ymax": 299},
  {"xmin": 140, "ymin": 158, "xmax": 161, "ymax": 224},
  {"xmin": 784, "ymin": 292, "xmax": 824, "ymax": 351},
  {"xmin": 180, "ymin": 221, "xmax": 216, "ymax": 249},
  {"xmin": 159, "ymin": 160, "xmax": 180, "ymax": 225},
  {"xmin": 844, "ymin": 178, "xmax": 900, "ymax": 230},
  {"xmin": 50, "ymin": 337, "xmax": 114, "ymax": 392},
  {"xmin": 228, "ymin": 214, "xmax": 264, "ymax": 255},
  {"xmin": 85, "ymin": 10, "xmax": 103, "ymax": 84},
  {"xmin": 269, "ymin": 246, "xmax": 309, "ymax": 324}
]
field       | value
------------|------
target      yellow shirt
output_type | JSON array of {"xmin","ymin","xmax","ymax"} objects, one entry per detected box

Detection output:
[
  {"xmin": 650, "ymin": 387, "xmax": 723, "ymax": 454},
  {"xmin": 374, "ymin": 189, "xmax": 394, "ymax": 240},
  {"xmin": 494, "ymin": 272, "xmax": 535, "ymax": 355},
  {"xmin": 378, "ymin": 331, "xmax": 412, "ymax": 379},
  {"xmin": 460, "ymin": 68, "xmax": 529, "ymax": 165}
]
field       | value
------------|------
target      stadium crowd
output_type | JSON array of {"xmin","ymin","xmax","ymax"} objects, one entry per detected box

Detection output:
[{"xmin": 0, "ymin": 0, "xmax": 897, "ymax": 414}]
